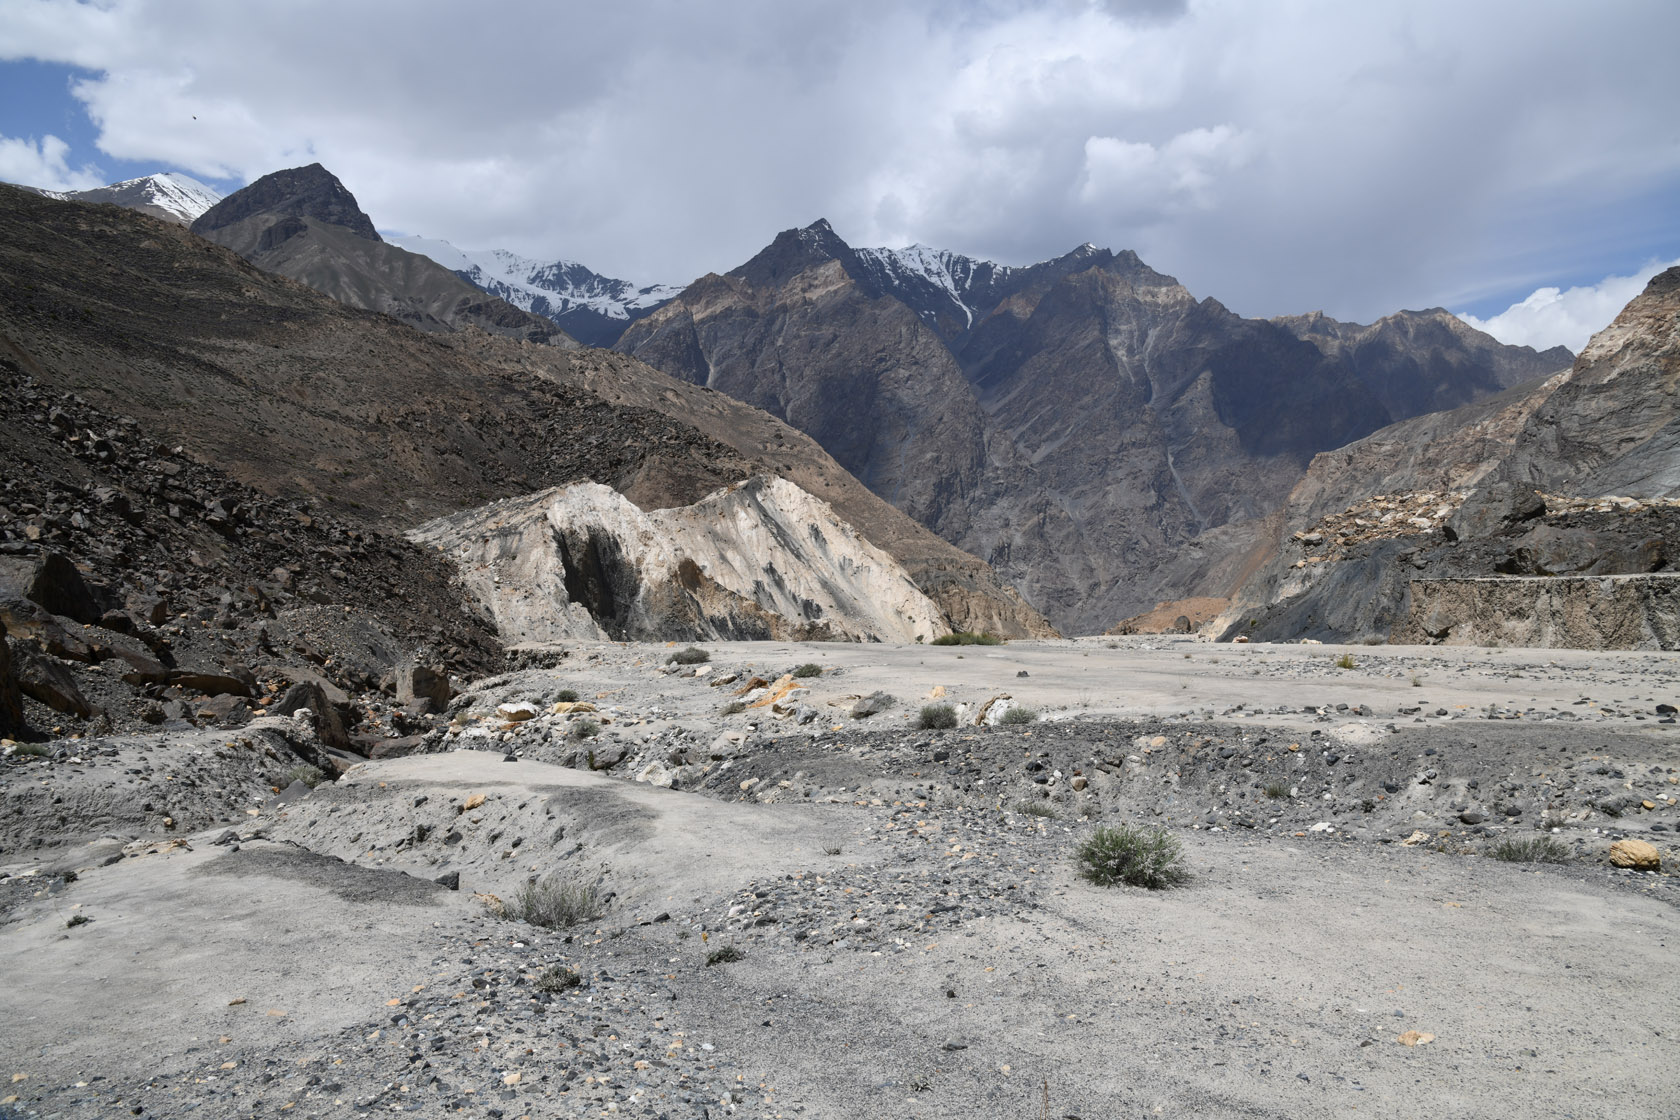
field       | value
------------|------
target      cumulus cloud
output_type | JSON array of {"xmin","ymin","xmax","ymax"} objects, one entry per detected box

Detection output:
[
  {"xmin": 0, "ymin": 0, "xmax": 1675, "ymax": 323},
  {"xmin": 1458, "ymin": 258, "xmax": 1680, "ymax": 353},
  {"xmin": 0, "ymin": 132, "xmax": 104, "ymax": 191}
]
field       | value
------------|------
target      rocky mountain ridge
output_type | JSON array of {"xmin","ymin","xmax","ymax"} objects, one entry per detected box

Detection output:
[
  {"xmin": 190, "ymin": 164, "xmax": 575, "ymax": 345},
  {"xmin": 618, "ymin": 219, "xmax": 1574, "ymax": 632},
  {"xmin": 0, "ymin": 183, "xmax": 1047, "ymax": 688},
  {"xmin": 16, "ymin": 171, "xmax": 222, "ymax": 225},
  {"xmin": 1217, "ymin": 267, "xmax": 1680, "ymax": 645}
]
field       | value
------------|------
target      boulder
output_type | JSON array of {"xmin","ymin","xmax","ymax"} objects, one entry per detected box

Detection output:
[
  {"xmin": 23, "ymin": 553, "xmax": 102, "ymax": 625},
  {"xmin": 269, "ymin": 679, "xmax": 351, "ymax": 751},
  {"xmin": 395, "ymin": 657, "xmax": 452, "ymax": 714},
  {"xmin": 364, "ymin": 733, "xmax": 428, "ymax": 760},
  {"xmin": 1608, "ymin": 838, "xmax": 1661, "ymax": 871},
  {"xmin": 0, "ymin": 621, "xmax": 23, "ymax": 736},
  {"xmin": 850, "ymin": 691, "xmax": 896, "ymax": 719},
  {"xmin": 0, "ymin": 598, "xmax": 93, "ymax": 662},
  {"xmin": 11, "ymin": 645, "xmax": 94, "ymax": 718}
]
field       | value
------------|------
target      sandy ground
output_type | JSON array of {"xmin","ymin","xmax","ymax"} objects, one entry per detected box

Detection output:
[{"xmin": 1, "ymin": 639, "xmax": 1676, "ymax": 1119}]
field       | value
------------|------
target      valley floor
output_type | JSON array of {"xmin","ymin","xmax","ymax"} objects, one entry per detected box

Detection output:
[{"xmin": 2, "ymin": 639, "xmax": 1676, "ymax": 1120}]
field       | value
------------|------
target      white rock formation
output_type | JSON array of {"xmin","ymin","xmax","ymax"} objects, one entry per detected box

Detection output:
[{"xmin": 411, "ymin": 476, "xmax": 949, "ymax": 644}]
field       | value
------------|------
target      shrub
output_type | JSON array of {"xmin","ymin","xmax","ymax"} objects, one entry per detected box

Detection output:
[
  {"xmin": 66, "ymin": 913, "xmax": 89, "ymax": 928},
  {"xmin": 1015, "ymin": 801, "xmax": 1059, "ymax": 819},
  {"xmin": 1491, "ymin": 836, "xmax": 1571, "ymax": 864},
  {"xmin": 930, "ymin": 632, "xmax": 1002, "ymax": 646},
  {"xmin": 1263, "ymin": 780, "xmax": 1289, "ymax": 799},
  {"xmin": 998, "ymin": 706, "xmax": 1038, "ymax": 726},
  {"xmin": 918, "ymin": 703, "xmax": 958, "ymax": 730},
  {"xmin": 534, "ymin": 964, "xmax": 582, "ymax": 993},
  {"xmin": 668, "ymin": 647, "xmax": 710, "ymax": 665},
  {"xmin": 14, "ymin": 742, "xmax": 52, "ymax": 758},
  {"xmin": 1334, "ymin": 654, "xmax": 1356, "ymax": 670},
  {"xmin": 509, "ymin": 874, "xmax": 603, "ymax": 929},
  {"xmin": 791, "ymin": 663, "xmax": 823, "ymax": 678},
  {"xmin": 556, "ymin": 689, "xmax": 579, "ymax": 703},
  {"xmin": 1077, "ymin": 824, "xmax": 1191, "ymax": 889},
  {"xmin": 287, "ymin": 763, "xmax": 327, "ymax": 788},
  {"xmin": 705, "ymin": 945, "xmax": 745, "ymax": 966},
  {"xmin": 569, "ymin": 719, "xmax": 601, "ymax": 740}
]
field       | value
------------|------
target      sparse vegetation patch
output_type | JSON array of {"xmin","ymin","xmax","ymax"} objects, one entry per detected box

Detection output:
[
  {"xmin": 1077, "ymin": 823, "xmax": 1191, "ymax": 889},
  {"xmin": 931, "ymin": 631, "xmax": 1002, "ymax": 646}
]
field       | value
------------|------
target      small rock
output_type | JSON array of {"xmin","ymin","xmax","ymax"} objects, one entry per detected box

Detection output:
[{"xmin": 1608, "ymin": 838, "xmax": 1661, "ymax": 871}]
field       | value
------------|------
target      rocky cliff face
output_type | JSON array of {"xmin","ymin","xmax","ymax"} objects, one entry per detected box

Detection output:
[
  {"xmin": 1219, "ymin": 269, "xmax": 1680, "ymax": 646},
  {"xmin": 618, "ymin": 221, "xmax": 1571, "ymax": 633},
  {"xmin": 191, "ymin": 165, "xmax": 573, "ymax": 346},
  {"xmin": 412, "ymin": 477, "xmax": 949, "ymax": 644},
  {"xmin": 0, "ymin": 184, "xmax": 1048, "ymax": 640}
]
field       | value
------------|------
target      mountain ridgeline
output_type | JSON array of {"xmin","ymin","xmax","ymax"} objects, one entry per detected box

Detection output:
[{"xmin": 616, "ymin": 219, "xmax": 1573, "ymax": 632}]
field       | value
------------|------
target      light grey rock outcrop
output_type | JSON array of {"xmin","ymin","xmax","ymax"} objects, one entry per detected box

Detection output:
[
  {"xmin": 1394, "ymin": 574, "xmax": 1680, "ymax": 650},
  {"xmin": 412, "ymin": 476, "xmax": 949, "ymax": 644}
]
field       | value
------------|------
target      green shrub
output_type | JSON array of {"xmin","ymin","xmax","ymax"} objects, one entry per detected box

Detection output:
[
  {"xmin": 66, "ymin": 913, "xmax": 89, "ymax": 928},
  {"xmin": 1077, "ymin": 824, "xmax": 1191, "ymax": 889},
  {"xmin": 706, "ymin": 945, "xmax": 745, "ymax": 966},
  {"xmin": 930, "ymin": 632, "xmax": 1002, "ymax": 646},
  {"xmin": 669, "ymin": 646, "xmax": 710, "ymax": 665},
  {"xmin": 1491, "ymin": 836, "xmax": 1571, "ymax": 864},
  {"xmin": 509, "ymin": 874, "xmax": 603, "ymax": 929},
  {"xmin": 569, "ymin": 719, "xmax": 601, "ymax": 740},
  {"xmin": 556, "ymin": 689, "xmax": 580, "ymax": 703},
  {"xmin": 534, "ymin": 964, "xmax": 582, "ymax": 993},
  {"xmin": 1015, "ymin": 801, "xmax": 1059, "ymax": 819},
  {"xmin": 917, "ymin": 703, "xmax": 958, "ymax": 730},
  {"xmin": 287, "ymin": 763, "xmax": 327, "ymax": 788},
  {"xmin": 1334, "ymin": 654, "xmax": 1356, "ymax": 670},
  {"xmin": 13, "ymin": 742, "xmax": 52, "ymax": 758},
  {"xmin": 1263, "ymin": 780, "xmax": 1289, "ymax": 799},
  {"xmin": 998, "ymin": 706, "xmax": 1038, "ymax": 726},
  {"xmin": 791, "ymin": 663, "xmax": 823, "ymax": 678}
]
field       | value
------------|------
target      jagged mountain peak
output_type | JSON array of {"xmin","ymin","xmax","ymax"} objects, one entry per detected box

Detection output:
[
  {"xmin": 192, "ymin": 163, "xmax": 380, "ymax": 242},
  {"xmin": 12, "ymin": 171, "xmax": 223, "ymax": 226}
]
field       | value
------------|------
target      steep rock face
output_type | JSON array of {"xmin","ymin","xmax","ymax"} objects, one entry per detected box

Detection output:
[
  {"xmin": 0, "ymin": 184, "xmax": 1049, "ymax": 640},
  {"xmin": 1456, "ymin": 266, "xmax": 1680, "ymax": 535},
  {"xmin": 619, "ymin": 221, "xmax": 1568, "ymax": 633},
  {"xmin": 412, "ymin": 477, "xmax": 948, "ymax": 643},
  {"xmin": 1220, "ymin": 270, "xmax": 1680, "ymax": 645},
  {"xmin": 191, "ymin": 165, "xmax": 572, "ymax": 345}
]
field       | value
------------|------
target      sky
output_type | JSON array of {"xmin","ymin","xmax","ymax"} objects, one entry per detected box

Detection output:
[{"xmin": 1, "ymin": 0, "xmax": 1677, "ymax": 353}]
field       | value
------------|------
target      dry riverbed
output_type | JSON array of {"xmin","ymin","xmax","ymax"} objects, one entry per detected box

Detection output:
[{"xmin": 2, "ymin": 638, "xmax": 1676, "ymax": 1119}]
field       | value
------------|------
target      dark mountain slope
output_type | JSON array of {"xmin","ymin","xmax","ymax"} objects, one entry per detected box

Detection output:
[
  {"xmin": 191, "ymin": 165, "xmax": 573, "ymax": 346},
  {"xmin": 0, "ymin": 185, "xmax": 1048, "ymax": 638},
  {"xmin": 619, "ymin": 221, "xmax": 1573, "ymax": 632}
]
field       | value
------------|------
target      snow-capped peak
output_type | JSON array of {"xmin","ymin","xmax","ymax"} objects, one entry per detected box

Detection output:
[
  {"xmin": 121, "ymin": 173, "xmax": 223, "ymax": 223},
  {"xmin": 387, "ymin": 234, "xmax": 682, "ymax": 330},
  {"xmin": 854, "ymin": 244, "xmax": 1012, "ymax": 328}
]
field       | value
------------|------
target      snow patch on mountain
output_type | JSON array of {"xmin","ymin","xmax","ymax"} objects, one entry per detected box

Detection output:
[
  {"xmin": 388, "ymin": 235, "xmax": 680, "ymax": 322},
  {"xmin": 121, "ymin": 173, "xmax": 223, "ymax": 223},
  {"xmin": 854, "ymin": 244, "xmax": 1014, "ymax": 327}
]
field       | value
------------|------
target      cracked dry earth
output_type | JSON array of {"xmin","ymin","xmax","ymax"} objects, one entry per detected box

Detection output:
[{"xmin": 2, "ymin": 639, "xmax": 1677, "ymax": 1120}]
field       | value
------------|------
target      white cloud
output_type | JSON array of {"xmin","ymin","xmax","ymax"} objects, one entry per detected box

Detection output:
[
  {"xmin": 1078, "ymin": 126, "xmax": 1253, "ymax": 218},
  {"xmin": 0, "ymin": 132, "xmax": 104, "ymax": 192},
  {"xmin": 0, "ymin": 0, "xmax": 1674, "ymax": 321},
  {"xmin": 1457, "ymin": 258, "xmax": 1680, "ymax": 353}
]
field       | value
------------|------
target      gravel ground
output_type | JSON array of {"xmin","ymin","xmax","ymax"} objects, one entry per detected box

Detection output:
[{"xmin": 2, "ymin": 640, "xmax": 1676, "ymax": 1119}]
